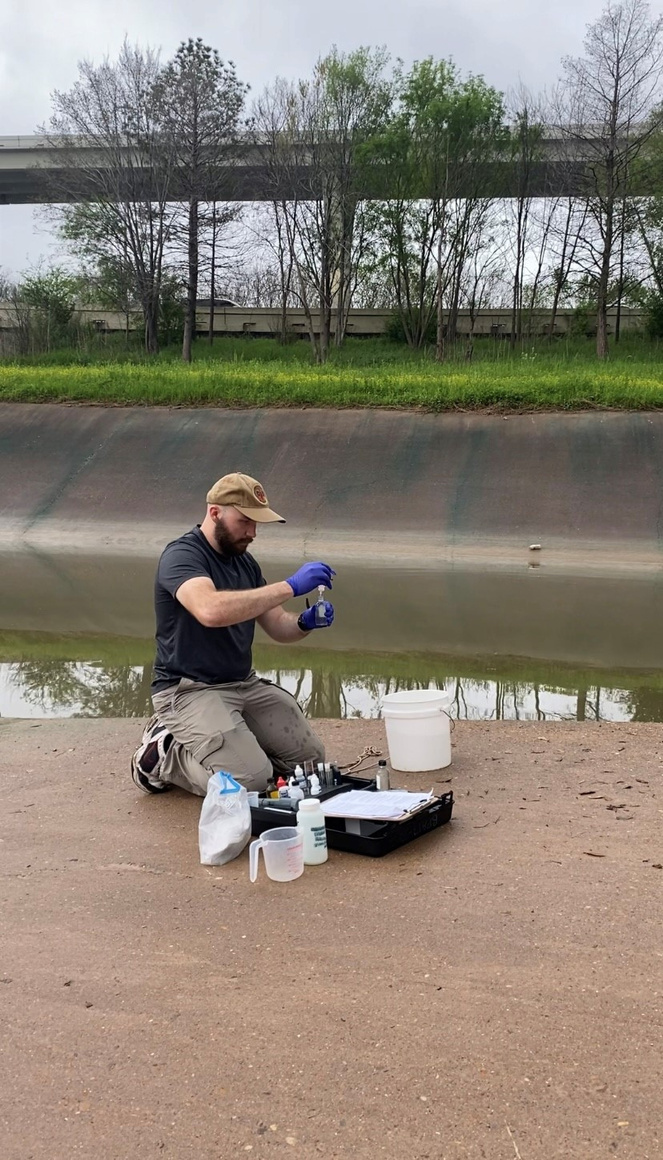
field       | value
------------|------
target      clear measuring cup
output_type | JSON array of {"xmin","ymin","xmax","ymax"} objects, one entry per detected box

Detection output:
[{"xmin": 249, "ymin": 826, "xmax": 304, "ymax": 883}]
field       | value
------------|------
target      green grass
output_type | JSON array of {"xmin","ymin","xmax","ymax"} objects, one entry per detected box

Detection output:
[
  {"xmin": 3, "ymin": 335, "xmax": 430, "ymax": 367},
  {"xmin": 2, "ymin": 336, "xmax": 663, "ymax": 411}
]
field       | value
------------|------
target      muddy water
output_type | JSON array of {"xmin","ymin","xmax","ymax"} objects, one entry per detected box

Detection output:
[{"xmin": 1, "ymin": 550, "xmax": 663, "ymax": 722}]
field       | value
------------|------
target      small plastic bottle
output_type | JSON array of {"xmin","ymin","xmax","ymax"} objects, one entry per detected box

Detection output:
[
  {"xmin": 309, "ymin": 772, "xmax": 321, "ymax": 796},
  {"xmin": 376, "ymin": 759, "xmax": 391, "ymax": 791},
  {"xmin": 315, "ymin": 584, "xmax": 327, "ymax": 625},
  {"xmin": 297, "ymin": 798, "xmax": 328, "ymax": 864},
  {"xmin": 293, "ymin": 762, "xmax": 308, "ymax": 791},
  {"xmin": 277, "ymin": 776, "xmax": 289, "ymax": 798},
  {"xmin": 288, "ymin": 776, "xmax": 304, "ymax": 803}
]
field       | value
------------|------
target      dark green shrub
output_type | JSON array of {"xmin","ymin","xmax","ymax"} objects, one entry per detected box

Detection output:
[
  {"xmin": 385, "ymin": 309, "xmax": 437, "ymax": 345},
  {"xmin": 644, "ymin": 294, "xmax": 663, "ymax": 339}
]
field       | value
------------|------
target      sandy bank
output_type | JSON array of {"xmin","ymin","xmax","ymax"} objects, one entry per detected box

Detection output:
[{"xmin": 1, "ymin": 716, "xmax": 662, "ymax": 1159}]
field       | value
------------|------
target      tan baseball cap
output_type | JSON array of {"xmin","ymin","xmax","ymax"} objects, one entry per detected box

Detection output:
[{"xmin": 206, "ymin": 472, "xmax": 285, "ymax": 523}]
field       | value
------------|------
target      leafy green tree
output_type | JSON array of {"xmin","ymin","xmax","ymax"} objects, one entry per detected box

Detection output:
[
  {"xmin": 315, "ymin": 46, "xmax": 393, "ymax": 347},
  {"xmin": 366, "ymin": 58, "xmax": 507, "ymax": 353},
  {"xmin": 78, "ymin": 255, "xmax": 141, "ymax": 345},
  {"xmin": 641, "ymin": 288, "xmax": 663, "ymax": 335},
  {"xmin": 154, "ymin": 39, "xmax": 248, "ymax": 362},
  {"xmin": 158, "ymin": 272, "xmax": 186, "ymax": 346},
  {"xmin": 629, "ymin": 123, "xmax": 663, "ymax": 323},
  {"xmin": 21, "ymin": 266, "xmax": 81, "ymax": 350}
]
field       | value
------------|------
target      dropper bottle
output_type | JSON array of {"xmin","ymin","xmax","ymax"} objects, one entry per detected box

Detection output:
[{"xmin": 288, "ymin": 776, "xmax": 304, "ymax": 803}]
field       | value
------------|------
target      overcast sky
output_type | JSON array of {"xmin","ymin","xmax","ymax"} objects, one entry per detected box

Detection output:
[{"xmin": 0, "ymin": 0, "xmax": 614, "ymax": 277}]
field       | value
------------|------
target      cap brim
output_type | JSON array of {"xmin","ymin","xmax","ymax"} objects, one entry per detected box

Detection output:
[{"xmin": 234, "ymin": 504, "xmax": 286, "ymax": 524}]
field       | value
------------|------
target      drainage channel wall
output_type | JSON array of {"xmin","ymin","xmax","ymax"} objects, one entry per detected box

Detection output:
[{"xmin": 1, "ymin": 403, "xmax": 662, "ymax": 567}]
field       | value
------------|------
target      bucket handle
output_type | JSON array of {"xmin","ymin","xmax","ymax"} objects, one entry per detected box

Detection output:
[
  {"xmin": 442, "ymin": 708, "xmax": 456, "ymax": 732},
  {"xmin": 380, "ymin": 701, "xmax": 456, "ymax": 730}
]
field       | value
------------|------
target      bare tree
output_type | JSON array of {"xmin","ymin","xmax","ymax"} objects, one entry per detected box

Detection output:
[
  {"xmin": 444, "ymin": 195, "xmax": 502, "ymax": 349},
  {"xmin": 250, "ymin": 84, "xmax": 301, "ymax": 342},
  {"xmin": 253, "ymin": 48, "xmax": 392, "ymax": 362},
  {"xmin": 507, "ymin": 88, "xmax": 545, "ymax": 347},
  {"xmin": 5, "ymin": 282, "xmax": 33, "ymax": 355},
  {"xmin": 461, "ymin": 209, "xmax": 510, "ymax": 342},
  {"xmin": 0, "ymin": 269, "xmax": 14, "ymax": 300},
  {"xmin": 253, "ymin": 75, "xmax": 336, "ymax": 362},
  {"xmin": 547, "ymin": 198, "xmax": 590, "ymax": 336},
  {"xmin": 44, "ymin": 41, "xmax": 177, "ymax": 354},
  {"xmin": 560, "ymin": 0, "xmax": 663, "ymax": 357},
  {"xmin": 195, "ymin": 200, "xmax": 243, "ymax": 342}
]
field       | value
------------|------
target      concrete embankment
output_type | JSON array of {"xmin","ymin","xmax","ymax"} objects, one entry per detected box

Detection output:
[{"xmin": 2, "ymin": 402, "xmax": 663, "ymax": 567}]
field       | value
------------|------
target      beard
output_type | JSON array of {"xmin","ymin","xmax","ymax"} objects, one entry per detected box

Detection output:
[{"xmin": 212, "ymin": 517, "xmax": 252, "ymax": 557}]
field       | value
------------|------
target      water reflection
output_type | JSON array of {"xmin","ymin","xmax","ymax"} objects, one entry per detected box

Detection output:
[
  {"xmin": 4, "ymin": 658, "xmax": 663, "ymax": 723},
  {"xmin": 6, "ymin": 660, "xmax": 154, "ymax": 718},
  {"xmin": 3, "ymin": 551, "xmax": 663, "ymax": 722}
]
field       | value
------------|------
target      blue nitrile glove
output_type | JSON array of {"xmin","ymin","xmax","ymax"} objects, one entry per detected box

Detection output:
[
  {"xmin": 285, "ymin": 561, "xmax": 336, "ymax": 598},
  {"xmin": 298, "ymin": 602, "xmax": 335, "ymax": 631}
]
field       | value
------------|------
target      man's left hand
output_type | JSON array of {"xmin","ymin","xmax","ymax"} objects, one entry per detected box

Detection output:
[{"xmin": 298, "ymin": 602, "xmax": 335, "ymax": 631}]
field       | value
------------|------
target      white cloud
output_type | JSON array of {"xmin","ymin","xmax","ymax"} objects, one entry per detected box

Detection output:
[{"xmin": 0, "ymin": 0, "xmax": 611, "ymax": 276}]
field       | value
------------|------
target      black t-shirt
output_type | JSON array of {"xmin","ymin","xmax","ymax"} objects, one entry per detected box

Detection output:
[{"xmin": 152, "ymin": 526, "xmax": 266, "ymax": 691}]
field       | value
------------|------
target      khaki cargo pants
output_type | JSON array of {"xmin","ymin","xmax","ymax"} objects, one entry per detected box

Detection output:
[{"xmin": 151, "ymin": 672, "xmax": 325, "ymax": 796}]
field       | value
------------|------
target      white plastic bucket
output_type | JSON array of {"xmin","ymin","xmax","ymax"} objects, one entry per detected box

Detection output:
[{"xmin": 381, "ymin": 688, "xmax": 452, "ymax": 772}]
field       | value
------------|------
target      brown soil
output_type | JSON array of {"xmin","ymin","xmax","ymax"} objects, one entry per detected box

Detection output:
[{"xmin": 1, "ymin": 716, "xmax": 662, "ymax": 1159}]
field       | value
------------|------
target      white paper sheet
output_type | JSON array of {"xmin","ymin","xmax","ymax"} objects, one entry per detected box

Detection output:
[{"xmin": 320, "ymin": 789, "xmax": 434, "ymax": 822}]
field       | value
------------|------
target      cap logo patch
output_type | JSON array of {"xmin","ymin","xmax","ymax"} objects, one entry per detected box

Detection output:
[{"xmin": 253, "ymin": 484, "xmax": 267, "ymax": 504}]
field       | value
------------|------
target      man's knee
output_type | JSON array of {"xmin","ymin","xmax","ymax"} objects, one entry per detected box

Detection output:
[
  {"xmin": 233, "ymin": 753, "xmax": 273, "ymax": 793},
  {"xmin": 204, "ymin": 740, "xmax": 272, "ymax": 793}
]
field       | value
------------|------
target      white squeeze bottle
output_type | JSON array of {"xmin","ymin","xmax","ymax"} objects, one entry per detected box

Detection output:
[
  {"xmin": 288, "ymin": 776, "xmax": 304, "ymax": 803},
  {"xmin": 297, "ymin": 798, "xmax": 328, "ymax": 865}
]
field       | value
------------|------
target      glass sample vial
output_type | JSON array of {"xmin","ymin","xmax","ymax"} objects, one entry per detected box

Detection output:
[
  {"xmin": 376, "ymin": 760, "xmax": 391, "ymax": 791},
  {"xmin": 315, "ymin": 584, "xmax": 327, "ymax": 625}
]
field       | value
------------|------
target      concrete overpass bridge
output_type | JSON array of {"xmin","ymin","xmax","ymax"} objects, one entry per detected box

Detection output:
[{"xmin": 0, "ymin": 132, "xmax": 603, "ymax": 205}]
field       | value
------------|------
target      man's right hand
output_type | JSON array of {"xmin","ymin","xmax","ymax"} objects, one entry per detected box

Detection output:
[{"xmin": 285, "ymin": 561, "xmax": 336, "ymax": 598}]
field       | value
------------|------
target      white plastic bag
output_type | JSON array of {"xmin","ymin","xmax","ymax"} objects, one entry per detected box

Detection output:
[{"xmin": 199, "ymin": 771, "xmax": 252, "ymax": 866}]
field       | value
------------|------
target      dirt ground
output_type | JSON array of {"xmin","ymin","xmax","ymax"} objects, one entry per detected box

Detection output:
[{"xmin": 1, "ymin": 716, "xmax": 662, "ymax": 1160}]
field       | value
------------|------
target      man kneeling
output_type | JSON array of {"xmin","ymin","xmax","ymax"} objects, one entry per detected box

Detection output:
[{"xmin": 131, "ymin": 472, "xmax": 335, "ymax": 795}]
